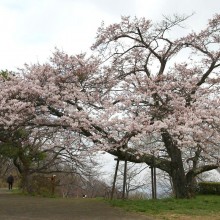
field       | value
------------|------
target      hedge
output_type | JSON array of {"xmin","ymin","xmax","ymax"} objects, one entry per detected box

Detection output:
[{"xmin": 198, "ymin": 182, "xmax": 220, "ymax": 195}]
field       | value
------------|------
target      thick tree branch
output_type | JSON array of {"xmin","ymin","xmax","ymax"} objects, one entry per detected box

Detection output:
[
  {"xmin": 186, "ymin": 164, "xmax": 219, "ymax": 180},
  {"xmin": 108, "ymin": 147, "xmax": 171, "ymax": 174}
]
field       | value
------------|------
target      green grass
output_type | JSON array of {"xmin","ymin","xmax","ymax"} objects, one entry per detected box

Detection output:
[{"xmin": 107, "ymin": 195, "xmax": 220, "ymax": 217}]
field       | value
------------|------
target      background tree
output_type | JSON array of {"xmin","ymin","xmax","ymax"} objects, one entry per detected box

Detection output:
[{"xmin": 0, "ymin": 127, "xmax": 63, "ymax": 191}]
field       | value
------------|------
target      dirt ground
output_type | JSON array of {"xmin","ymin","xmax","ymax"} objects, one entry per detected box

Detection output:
[{"xmin": 0, "ymin": 188, "xmax": 153, "ymax": 220}]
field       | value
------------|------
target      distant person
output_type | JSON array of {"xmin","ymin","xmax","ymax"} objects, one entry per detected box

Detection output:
[{"xmin": 7, "ymin": 174, "xmax": 14, "ymax": 190}]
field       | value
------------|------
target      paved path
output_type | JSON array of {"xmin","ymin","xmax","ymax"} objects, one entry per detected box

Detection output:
[{"xmin": 0, "ymin": 189, "xmax": 153, "ymax": 220}]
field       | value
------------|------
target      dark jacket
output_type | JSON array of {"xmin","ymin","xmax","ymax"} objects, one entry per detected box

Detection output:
[{"xmin": 7, "ymin": 175, "xmax": 14, "ymax": 184}]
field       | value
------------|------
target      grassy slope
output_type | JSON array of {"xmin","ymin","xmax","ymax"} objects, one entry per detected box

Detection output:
[{"xmin": 107, "ymin": 195, "xmax": 220, "ymax": 219}]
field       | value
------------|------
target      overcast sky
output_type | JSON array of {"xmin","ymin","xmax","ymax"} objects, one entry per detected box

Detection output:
[{"xmin": 1, "ymin": 0, "xmax": 220, "ymax": 70}]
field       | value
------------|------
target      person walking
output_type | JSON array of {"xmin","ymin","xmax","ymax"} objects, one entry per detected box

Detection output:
[{"xmin": 7, "ymin": 174, "xmax": 14, "ymax": 190}]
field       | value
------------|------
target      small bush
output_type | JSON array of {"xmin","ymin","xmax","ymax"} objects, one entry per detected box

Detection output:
[
  {"xmin": 24, "ymin": 175, "xmax": 55, "ymax": 197},
  {"xmin": 198, "ymin": 182, "xmax": 220, "ymax": 195}
]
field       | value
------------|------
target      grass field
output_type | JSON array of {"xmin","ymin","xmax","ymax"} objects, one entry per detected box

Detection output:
[{"xmin": 107, "ymin": 195, "xmax": 220, "ymax": 220}]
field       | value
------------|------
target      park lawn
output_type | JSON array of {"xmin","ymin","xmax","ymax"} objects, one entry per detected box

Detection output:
[{"xmin": 107, "ymin": 195, "xmax": 220, "ymax": 220}]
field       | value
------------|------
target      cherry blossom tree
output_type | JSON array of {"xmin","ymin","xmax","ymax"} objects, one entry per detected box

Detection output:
[
  {"xmin": 1, "ymin": 14, "xmax": 220, "ymax": 198},
  {"xmin": 89, "ymin": 14, "xmax": 220, "ymax": 198},
  {"xmin": 0, "ymin": 69, "xmax": 95, "ymax": 191}
]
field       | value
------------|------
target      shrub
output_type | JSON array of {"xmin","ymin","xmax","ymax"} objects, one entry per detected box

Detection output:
[
  {"xmin": 198, "ymin": 182, "xmax": 220, "ymax": 195},
  {"xmin": 22, "ymin": 175, "xmax": 55, "ymax": 197}
]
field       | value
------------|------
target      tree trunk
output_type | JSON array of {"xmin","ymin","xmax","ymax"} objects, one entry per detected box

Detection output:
[
  {"xmin": 162, "ymin": 130, "xmax": 189, "ymax": 198},
  {"xmin": 20, "ymin": 170, "xmax": 32, "ymax": 192},
  {"xmin": 186, "ymin": 171, "xmax": 198, "ymax": 198},
  {"xmin": 169, "ymin": 148, "xmax": 198, "ymax": 198},
  {"xmin": 170, "ymin": 164, "xmax": 188, "ymax": 198}
]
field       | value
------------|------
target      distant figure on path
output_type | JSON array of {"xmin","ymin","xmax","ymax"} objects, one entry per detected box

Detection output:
[{"xmin": 7, "ymin": 174, "xmax": 14, "ymax": 190}]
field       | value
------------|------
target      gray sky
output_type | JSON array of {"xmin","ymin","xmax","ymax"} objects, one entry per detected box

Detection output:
[{"xmin": 1, "ymin": 0, "xmax": 220, "ymax": 70}]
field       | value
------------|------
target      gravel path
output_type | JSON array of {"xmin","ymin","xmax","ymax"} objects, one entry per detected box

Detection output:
[{"xmin": 0, "ymin": 188, "xmax": 153, "ymax": 220}]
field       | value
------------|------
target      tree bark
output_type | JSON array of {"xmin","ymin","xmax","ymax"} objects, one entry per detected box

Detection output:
[
  {"xmin": 162, "ymin": 130, "xmax": 189, "ymax": 198},
  {"xmin": 170, "ymin": 161, "xmax": 188, "ymax": 198}
]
